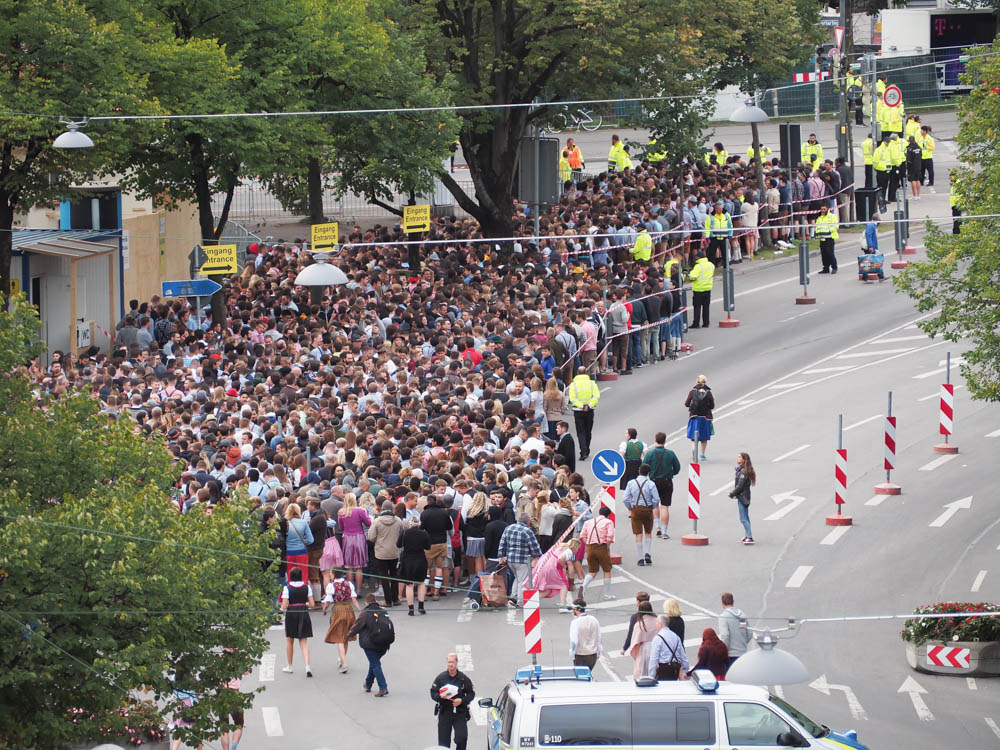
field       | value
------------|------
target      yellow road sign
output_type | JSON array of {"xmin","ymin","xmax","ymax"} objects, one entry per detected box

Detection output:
[
  {"xmin": 199, "ymin": 244, "xmax": 238, "ymax": 275},
  {"xmin": 311, "ymin": 222, "xmax": 339, "ymax": 249},
  {"xmin": 403, "ymin": 204, "xmax": 431, "ymax": 234},
  {"xmin": 9, "ymin": 279, "xmax": 20, "ymax": 296}
]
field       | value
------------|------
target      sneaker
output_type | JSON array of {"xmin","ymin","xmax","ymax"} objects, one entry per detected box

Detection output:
[
  {"xmin": 374, "ymin": 689, "xmax": 389, "ymax": 697},
  {"xmin": 306, "ymin": 667, "xmax": 313, "ymax": 678},
  {"xmin": 507, "ymin": 600, "xmax": 521, "ymax": 609},
  {"xmin": 699, "ymin": 454, "xmax": 707, "ymax": 461},
  {"xmin": 655, "ymin": 529, "xmax": 662, "ymax": 537},
  {"xmin": 282, "ymin": 666, "xmax": 294, "ymax": 674},
  {"xmin": 739, "ymin": 537, "xmax": 747, "ymax": 543},
  {"xmin": 339, "ymin": 664, "xmax": 348, "ymax": 674},
  {"xmin": 744, "ymin": 538, "xmax": 755, "ymax": 545},
  {"xmin": 637, "ymin": 558, "xmax": 646, "ymax": 567},
  {"xmin": 661, "ymin": 532, "xmax": 670, "ymax": 540},
  {"xmin": 644, "ymin": 553, "xmax": 652, "ymax": 565}
]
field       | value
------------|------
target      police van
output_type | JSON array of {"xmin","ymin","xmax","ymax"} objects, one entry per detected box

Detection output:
[{"xmin": 479, "ymin": 666, "xmax": 870, "ymax": 750}]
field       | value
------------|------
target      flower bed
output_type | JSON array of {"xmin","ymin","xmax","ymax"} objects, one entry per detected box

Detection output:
[{"xmin": 902, "ymin": 602, "xmax": 1000, "ymax": 676}]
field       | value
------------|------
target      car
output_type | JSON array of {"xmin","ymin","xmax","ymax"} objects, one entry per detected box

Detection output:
[{"xmin": 479, "ymin": 665, "xmax": 870, "ymax": 750}]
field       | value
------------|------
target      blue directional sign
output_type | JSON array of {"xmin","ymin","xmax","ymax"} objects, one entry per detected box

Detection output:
[
  {"xmin": 161, "ymin": 279, "xmax": 222, "ymax": 298},
  {"xmin": 591, "ymin": 449, "xmax": 625, "ymax": 483}
]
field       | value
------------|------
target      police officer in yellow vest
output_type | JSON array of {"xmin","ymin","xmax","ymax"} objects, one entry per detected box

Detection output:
[
  {"xmin": 567, "ymin": 372, "xmax": 600, "ymax": 460},
  {"xmin": 861, "ymin": 135, "xmax": 875, "ymax": 187},
  {"xmin": 608, "ymin": 134, "xmax": 625, "ymax": 172},
  {"xmin": 905, "ymin": 115, "xmax": 921, "ymax": 141},
  {"xmin": 559, "ymin": 149, "xmax": 572, "ymax": 185},
  {"xmin": 919, "ymin": 125, "xmax": 935, "ymax": 190},
  {"xmin": 883, "ymin": 99, "xmax": 904, "ymax": 136},
  {"xmin": 688, "ymin": 249, "xmax": 715, "ymax": 328},
  {"xmin": 801, "ymin": 134, "xmax": 823, "ymax": 166},
  {"xmin": 631, "ymin": 227, "xmax": 652, "ymax": 263},
  {"xmin": 873, "ymin": 134, "xmax": 893, "ymax": 207},
  {"xmin": 647, "ymin": 139, "xmax": 667, "ymax": 163},
  {"xmin": 616, "ymin": 144, "xmax": 634, "ymax": 172},
  {"xmin": 703, "ymin": 202, "xmax": 732, "ymax": 264},
  {"xmin": 814, "ymin": 204, "xmax": 840, "ymax": 274},
  {"xmin": 888, "ymin": 133, "xmax": 904, "ymax": 202},
  {"xmin": 746, "ymin": 144, "xmax": 772, "ymax": 162},
  {"xmin": 876, "ymin": 76, "xmax": 887, "ymax": 98},
  {"xmin": 704, "ymin": 142, "xmax": 727, "ymax": 167}
]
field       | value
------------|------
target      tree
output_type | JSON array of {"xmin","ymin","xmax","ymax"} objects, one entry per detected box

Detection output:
[
  {"xmin": 400, "ymin": 0, "xmax": 818, "ymax": 237},
  {"xmin": 258, "ymin": 0, "xmax": 458, "ymax": 223},
  {"xmin": 0, "ymin": 0, "xmax": 146, "ymax": 304},
  {"xmin": 895, "ymin": 42, "xmax": 1000, "ymax": 402},
  {"xmin": 0, "ymin": 297, "xmax": 275, "ymax": 749}
]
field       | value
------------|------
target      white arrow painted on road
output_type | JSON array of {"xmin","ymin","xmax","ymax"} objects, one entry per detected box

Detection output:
[
  {"xmin": 898, "ymin": 676, "xmax": 934, "ymax": 721},
  {"xmin": 809, "ymin": 674, "xmax": 868, "ymax": 721},
  {"xmin": 929, "ymin": 496, "xmax": 973, "ymax": 528},
  {"xmin": 765, "ymin": 490, "xmax": 807, "ymax": 521},
  {"xmin": 913, "ymin": 357, "xmax": 965, "ymax": 379}
]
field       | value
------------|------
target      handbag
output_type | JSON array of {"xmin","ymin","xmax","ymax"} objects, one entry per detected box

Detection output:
[{"xmin": 655, "ymin": 634, "xmax": 682, "ymax": 680}]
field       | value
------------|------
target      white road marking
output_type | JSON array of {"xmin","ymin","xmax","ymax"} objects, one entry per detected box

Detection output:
[
  {"xmin": 987, "ymin": 428, "xmax": 1000, "ymax": 438},
  {"xmin": 598, "ymin": 652, "xmax": 623, "ymax": 682},
  {"xmin": 919, "ymin": 454, "xmax": 958, "ymax": 472},
  {"xmin": 785, "ymin": 566, "xmax": 813, "ymax": 588},
  {"xmin": 456, "ymin": 643, "xmax": 475, "ymax": 671},
  {"xmin": 967, "ymin": 678, "xmax": 978, "ymax": 691},
  {"xmin": 838, "ymin": 347, "xmax": 915, "ymax": 359},
  {"xmin": 710, "ymin": 482, "xmax": 733, "ymax": 497},
  {"xmin": 506, "ymin": 607, "xmax": 517, "ymax": 626},
  {"xmin": 772, "ymin": 445, "xmax": 810, "ymax": 462},
  {"xmin": 929, "ymin": 496, "xmax": 973, "ymax": 527},
  {"xmin": 262, "ymin": 706, "xmax": 284, "ymax": 736},
  {"xmin": 457, "ymin": 605, "xmax": 474, "ymax": 623},
  {"xmin": 768, "ymin": 382, "xmax": 806, "ymax": 389},
  {"xmin": 258, "ymin": 652, "xmax": 276, "ymax": 682},
  {"xmin": 919, "ymin": 383, "xmax": 964, "ymax": 402},
  {"xmin": 613, "ymin": 566, "xmax": 718, "ymax": 619},
  {"xmin": 986, "ymin": 717, "xmax": 1000, "ymax": 740},
  {"xmin": 875, "ymin": 334, "xmax": 932, "ymax": 344},
  {"xmin": 779, "ymin": 310, "xmax": 818, "ymax": 323},
  {"xmin": 765, "ymin": 497, "xmax": 806, "ymax": 521},
  {"xmin": 809, "ymin": 674, "xmax": 868, "ymax": 721},
  {"xmin": 737, "ymin": 400, "xmax": 756, "ymax": 406},
  {"xmin": 844, "ymin": 414, "xmax": 882, "ymax": 431},
  {"xmin": 972, "ymin": 570, "xmax": 987, "ymax": 593},
  {"xmin": 684, "ymin": 345, "xmax": 716, "ymax": 359},
  {"xmin": 898, "ymin": 676, "xmax": 934, "ymax": 721},
  {"xmin": 865, "ymin": 494, "xmax": 888, "ymax": 507},
  {"xmin": 587, "ymin": 594, "xmax": 663, "ymax": 611},
  {"xmin": 269, "ymin": 623, "xmax": 283, "ymax": 631},
  {"xmin": 601, "ymin": 613, "xmax": 708, "ymax": 634},
  {"xmin": 801, "ymin": 365, "xmax": 856, "ymax": 374},
  {"xmin": 821, "ymin": 526, "xmax": 851, "ymax": 545}
]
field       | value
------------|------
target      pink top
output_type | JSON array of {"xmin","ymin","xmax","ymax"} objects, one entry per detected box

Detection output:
[
  {"xmin": 338, "ymin": 507, "xmax": 372, "ymax": 535},
  {"xmin": 579, "ymin": 320, "xmax": 598, "ymax": 352},
  {"xmin": 581, "ymin": 516, "xmax": 615, "ymax": 545}
]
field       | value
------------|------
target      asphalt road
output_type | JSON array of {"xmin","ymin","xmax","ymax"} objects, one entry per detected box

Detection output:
[{"xmin": 216, "ymin": 144, "xmax": 1000, "ymax": 750}]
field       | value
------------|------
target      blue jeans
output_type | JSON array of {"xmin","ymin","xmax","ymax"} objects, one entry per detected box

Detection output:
[
  {"xmin": 738, "ymin": 502, "xmax": 752, "ymax": 538},
  {"xmin": 630, "ymin": 331, "xmax": 642, "ymax": 366},
  {"xmin": 363, "ymin": 648, "xmax": 387, "ymax": 691}
]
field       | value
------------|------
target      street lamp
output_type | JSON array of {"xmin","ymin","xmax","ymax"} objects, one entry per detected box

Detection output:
[
  {"xmin": 53, "ymin": 119, "xmax": 95, "ymax": 149},
  {"xmin": 730, "ymin": 97, "xmax": 771, "ymax": 248},
  {"xmin": 294, "ymin": 250, "xmax": 349, "ymax": 304},
  {"xmin": 726, "ymin": 624, "xmax": 810, "ymax": 686}
]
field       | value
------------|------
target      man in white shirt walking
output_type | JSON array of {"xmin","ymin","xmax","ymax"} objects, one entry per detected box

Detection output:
[{"xmin": 568, "ymin": 599, "xmax": 603, "ymax": 671}]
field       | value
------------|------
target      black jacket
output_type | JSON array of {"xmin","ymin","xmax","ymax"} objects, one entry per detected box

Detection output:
[
  {"xmin": 420, "ymin": 504, "xmax": 453, "ymax": 545},
  {"xmin": 729, "ymin": 466, "xmax": 752, "ymax": 505},
  {"xmin": 484, "ymin": 518, "xmax": 509, "ymax": 559},
  {"xmin": 430, "ymin": 669, "xmax": 476, "ymax": 717},
  {"xmin": 556, "ymin": 432, "xmax": 576, "ymax": 472},
  {"xmin": 347, "ymin": 602, "xmax": 389, "ymax": 652}
]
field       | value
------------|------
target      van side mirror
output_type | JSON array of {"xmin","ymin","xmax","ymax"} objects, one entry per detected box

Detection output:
[
  {"xmin": 478, "ymin": 697, "xmax": 493, "ymax": 708},
  {"xmin": 777, "ymin": 730, "xmax": 806, "ymax": 747}
]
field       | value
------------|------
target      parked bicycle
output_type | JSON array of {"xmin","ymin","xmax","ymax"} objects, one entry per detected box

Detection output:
[{"xmin": 548, "ymin": 107, "xmax": 603, "ymax": 133}]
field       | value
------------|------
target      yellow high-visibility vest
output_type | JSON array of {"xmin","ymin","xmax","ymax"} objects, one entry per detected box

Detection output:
[
  {"xmin": 877, "ymin": 79, "xmax": 887, "ymax": 96},
  {"xmin": 632, "ymin": 230, "xmax": 652, "ymax": 261},
  {"xmin": 873, "ymin": 143, "xmax": 892, "ymax": 172},
  {"xmin": 905, "ymin": 119, "xmax": 920, "ymax": 140},
  {"xmin": 704, "ymin": 148, "xmax": 728, "ymax": 165},
  {"xmin": 559, "ymin": 156, "xmax": 571, "ymax": 183},
  {"xmin": 920, "ymin": 134, "xmax": 935, "ymax": 160},
  {"xmin": 802, "ymin": 142, "xmax": 824, "ymax": 164},
  {"xmin": 747, "ymin": 145, "xmax": 772, "ymax": 161},
  {"xmin": 704, "ymin": 213, "xmax": 732, "ymax": 238},
  {"xmin": 814, "ymin": 211, "xmax": 839, "ymax": 241},
  {"xmin": 889, "ymin": 139, "xmax": 904, "ymax": 167},
  {"xmin": 688, "ymin": 257, "xmax": 715, "ymax": 292},
  {"xmin": 647, "ymin": 140, "xmax": 667, "ymax": 162},
  {"xmin": 567, "ymin": 375, "xmax": 600, "ymax": 409},
  {"xmin": 861, "ymin": 138, "xmax": 875, "ymax": 165}
]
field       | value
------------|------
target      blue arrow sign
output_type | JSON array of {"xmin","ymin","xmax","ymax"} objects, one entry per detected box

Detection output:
[
  {"xmin": 161, "ymin": 279, "xmax": 222, "ymax": 298},
  {"xmin": 591, "ymin": 449, "xmax": 626, "ymax": 483}
]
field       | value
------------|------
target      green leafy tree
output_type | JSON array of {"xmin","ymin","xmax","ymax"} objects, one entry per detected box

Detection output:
[
  {"xmin": 0, "ymin": 298, "xmax": 275, "ymax": 749},
  {"xmin": 895, "ymin": 42, "xmax": 1000, "ymax": 401},
  {"xmin": 0, "ymin": 0, "xmax": 147, "ymax": 304}
]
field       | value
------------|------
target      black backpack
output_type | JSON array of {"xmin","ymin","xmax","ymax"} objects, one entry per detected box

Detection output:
[
  {"xmin": 369, "ymin": 611, "xmax": 396, "ymax": 650},
  {"xmin": 690, "ymin": 388, "xmax": 710, "ymax": 417}
]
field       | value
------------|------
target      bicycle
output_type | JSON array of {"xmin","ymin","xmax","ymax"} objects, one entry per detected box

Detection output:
[{"xmin": 548, "ymin": 107, "xmax": 603, "ymax": 133}]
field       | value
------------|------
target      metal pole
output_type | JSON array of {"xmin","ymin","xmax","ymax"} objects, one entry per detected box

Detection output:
[
  {"xmin": 868, "ymin": 54, "xmax": 877, "ymax": 146},
  {"xmin": 886, "ymin": 391, "xmax": 893, "ymax": 484},
  {"xmin": 837, "ymin": 413, "xmax": 843, "ymax": 516},
  {"xmin": 838, "ymin": 1, "xmax": 848, "ymax": 160},
  {"xmin": 195, "ymin": 296, "xmax": 202, "ymax": 329},
  {"xmin": 814, "ymin": 56, "xmax": 821, "ymax": 129},
  {"xmin": 533, "ymin": 116, "xmax": 541, "ymax": 237}
]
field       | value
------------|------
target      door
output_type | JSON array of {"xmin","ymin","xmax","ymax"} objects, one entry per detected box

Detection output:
[
  {"xmin": 633, "ymin": 700, "xmax": 720, "ymax": 750},
  {"xmin": 486, "ymin": 686, "xmax": 513, "ymax": 750},
  {"xmin": 722, "ymin": 702, "xmax": 805, "ymax": 749}
]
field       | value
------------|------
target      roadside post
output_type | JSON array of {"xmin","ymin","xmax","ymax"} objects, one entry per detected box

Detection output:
[
  {"xmin": 875, "ymin": 392, "xmax": 902, "ymax": 495},
  {"xmin": 934, "ymin": 352, "xmax": 959, "ymax": 454},
  {"xmin": 796, "ymin": 237, "xmax": 815, "ymax": 304},
  {"xmin": 681, "ymin": 462, "xmax": 708, "ymax": 546},
  {"xmin": 827, "ymin": 414, "xmax": 853, "ymax": 526}
]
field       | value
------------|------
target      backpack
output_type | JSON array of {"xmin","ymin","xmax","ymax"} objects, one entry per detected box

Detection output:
[
  {"xmin": 690, "ymin": 388, "xmax": 710, "ymax": 417},
  {"xmin": 369, "ymin": 611, "xmax": 396, "ymax": 650}
]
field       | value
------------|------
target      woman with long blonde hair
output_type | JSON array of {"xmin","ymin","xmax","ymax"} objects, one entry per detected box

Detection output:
[
  {"xmin": 338, "ymin": 493, "xmax": 372, "ymax": 591},
  {"xmin": 463, "ymin": 492, "xmax": 489, "ymax": 575}
]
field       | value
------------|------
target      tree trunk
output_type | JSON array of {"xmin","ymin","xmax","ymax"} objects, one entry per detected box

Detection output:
[
  {"xmin": 0, "ymin": 200, "xmax": 13, "ymax": 308},
  {"xmin": 307, "ymin": 156, "xmax": 324, "ymax": 224},
  {"xmin": 751, "ymin": 120, "xmax": 771, "ymax": 247}
]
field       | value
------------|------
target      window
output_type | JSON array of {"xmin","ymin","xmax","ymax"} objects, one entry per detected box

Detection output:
[
  {"xmin": 538, "ymin": 703, "xmax": 631, "ymax": 746},
  {"xmin": 62, "ymin": 188, "xmax": 121, "ymax": 231},
  {"xmin": 724, "ymin": 702, "xmax": 795, "ymax": 746},
  {"xmin": 633, "ymin": 702, "xmax": 715, "ymax": 746},
  {"xmin": 498, "ymin": 688, "xmax": 514, "ymax": 744}
]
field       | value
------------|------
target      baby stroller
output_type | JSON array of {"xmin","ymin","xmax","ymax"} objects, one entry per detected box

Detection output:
[{"xmin": 465, "ymin": 564, "xmax": 514, "ymax": 610}]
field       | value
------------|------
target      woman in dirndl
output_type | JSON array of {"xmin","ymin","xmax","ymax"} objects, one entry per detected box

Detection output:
[
  {"xmin": 338, "ymin": 493, "xmax": 372, "ymax": 593},
  {"xmin": 322, "ymin": 571, "xmax": 360, "ymax": 673},
  {"xmin": 280, "ymin": 567, "xmax": 315, "ymax": 676},
  {"xmin": 318, "ymin": 515, "xmax": 344, "ymax": 591}
]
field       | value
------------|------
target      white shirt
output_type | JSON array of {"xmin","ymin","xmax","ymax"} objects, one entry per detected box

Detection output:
[
  {"xmin": 569, "ymin": 614, "xmax": 603, "ymax": 657},
  {"xmin": 322, "ymin": 579, "xmax": 358, "ymax": 603}
]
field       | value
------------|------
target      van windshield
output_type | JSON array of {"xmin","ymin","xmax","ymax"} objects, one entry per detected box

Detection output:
[{"xmin": 768, "ymin": 694, "xmax": 829, "ymax": 738}]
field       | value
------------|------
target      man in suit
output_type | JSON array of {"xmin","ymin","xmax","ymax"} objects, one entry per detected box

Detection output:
[{"xmin": 554, "ymin": 421, "xmax": 576, "ymax": 472}]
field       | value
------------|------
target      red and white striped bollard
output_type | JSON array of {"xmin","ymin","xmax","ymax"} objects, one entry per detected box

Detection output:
[
  {"xmin": 682, "ymin": 462, "xmax": 709, "ymax": 545},
  {"xmin": 875, "ymin": 392, "xmax": 901, "ymax": 494},
  {"xmin": 827, "ymin": 414, "xmax": 853, "ymax": 526},
  {"xmin": 523, "ymin": 588, "xmax": 541, "ymax": 657}
]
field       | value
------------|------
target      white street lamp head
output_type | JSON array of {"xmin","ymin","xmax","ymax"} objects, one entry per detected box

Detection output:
[
  {"xmin": 53, "ymin": 119, "xmax": 94, "ymax": 149},
  {"xmin": 294, "ymin": 251, "xmax": 348, "ymax": 287},
  {"xmin": 729, "ymin": 101, "xmax": 770, "ymax": 124},
  {"xmin": 725, "ymin": 630, "xmax": 809, "ymax": 685}
]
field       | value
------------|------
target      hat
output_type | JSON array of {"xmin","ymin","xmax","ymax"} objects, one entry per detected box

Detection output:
[{"xmin": 226, "ymin": 388, "xmax": 238, "ymax": 397}]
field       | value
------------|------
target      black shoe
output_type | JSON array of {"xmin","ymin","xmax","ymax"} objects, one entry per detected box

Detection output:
[
  {"xmin": 622, "ymin": 370, "xmax": 633, "ymax": 375},
  {"xmin": 690, "ymin": 324, "xmax": 701, "ymax": 329},
  {"xmin": 817, "ymin": 269, "xmax": 830, "ymax": 274},
  {"xmin": 408, "ymin": 606, "xmax": 414, "ymax": 616},
  {"xmin": 364, "ymin": 683, "xmax": 372, "ymax": 693},
  {"xmin": 644, "ymin": 553, "xmax": 652, "ymax": 565},
  {"xmin": 637, "ymin": 558, "xmax": 646, "ymax": 567},
  {"xmin": 831, "ymin": 268, "xmax": 838, "ymax": 274}
]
